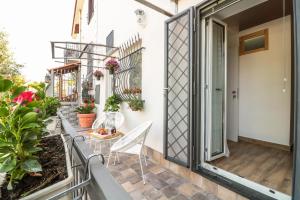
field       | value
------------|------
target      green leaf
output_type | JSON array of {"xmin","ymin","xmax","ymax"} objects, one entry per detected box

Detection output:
[
  {"xmin": 0, "ymin": 107, "xmax": 9, "ymax": 117},
  {"xmin": 11, "ymin": 86, "xmax": 26, "ymax": 99},
  {"xmin": 0, "ymin": 157, "xmax": 16, "ymax": 172},
  {"xmin": 0, "ymin": 79, "xmax": 13, "ymax": 92},
  {"xmin": 0, "ymin": 140, "xmax": 12, "ymax": 148},
  {"xmin": 26, "ymin": 101, "xmax": 41, "ymax": 108},
  {"xmin": 21, "ymin": 159, "xmax": 42, "ymax": 172},
  {"xmin": 22, "ymin": 112, "xmax": 37, "ymax": 124},
  {"xmin": 21, "ymin": 122, "xmax": 40, "ymax": 130},
  {"xmin": 26, "ymin": 146, "xmax": 42, "ymax": 153}
]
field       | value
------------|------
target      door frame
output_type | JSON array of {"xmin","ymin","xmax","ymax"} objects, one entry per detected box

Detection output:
[
  {"xmin": 192, "ymin": 0, "xmax": 300, "ymax": 199},
  {"xmin": 200, "ymin": 11, "xmax": 290, "ymax": 200},
  {"xmin": 204, "ymin": 17, "xmax": 228, "ymax": 161},
  {"xmin": 292, "ymin": 1, "xmax": 300, "ymax": 199}
]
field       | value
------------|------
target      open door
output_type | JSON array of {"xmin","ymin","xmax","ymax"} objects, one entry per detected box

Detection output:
[
  {"xmin": 164, "ymin": 8, "xmax": 193, "ymax": 167},
  {"xmin": 205, "ymin": 18, "xmax": 228, "ymax": 161}
]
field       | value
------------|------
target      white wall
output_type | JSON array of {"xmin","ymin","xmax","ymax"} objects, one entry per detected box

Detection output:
[
  {"xmin": 239, "ymin": 16, "xmax": 291, "ymax": 146},
  {"xmin": 78, "ymin": 0, "xmax": 172, "ymax": 153},
  {"xmin": 178, "ymin": 0, "xmax": 206, "ymax": 11}
]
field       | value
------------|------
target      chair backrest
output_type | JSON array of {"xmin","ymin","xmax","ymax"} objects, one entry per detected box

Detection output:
[
  {"xmin": 92, "ymin": 112, "xmax": 125, "ymax": 130},
  {"xmin": 92, "ymin": 113, "xmax": 106, "ymax": 130},
  {"xmin": 111, "ymin": 121, "xmax": 152, "ymax": 153},
  {"xmin": 114, "ymin": 112, "xmax": 125, "ymax": 129}
]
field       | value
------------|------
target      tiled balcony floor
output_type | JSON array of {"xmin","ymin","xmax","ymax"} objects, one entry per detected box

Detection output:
[
  {"xmin": 76, "ymin": 128, "xmax": 220, "ymax": 200},
  {"xmin": 106, "ymin": 153, "xmax": 220, "ymax": 200}
]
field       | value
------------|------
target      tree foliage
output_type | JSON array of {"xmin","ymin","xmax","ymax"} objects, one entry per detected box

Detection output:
[{"xmin": 0, "ymin": 31, "xmax": 23, "ymax": 79}]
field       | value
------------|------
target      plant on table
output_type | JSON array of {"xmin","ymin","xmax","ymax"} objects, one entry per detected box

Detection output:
[
  {"xmin": 105, "ymin": 58, "xmax": 120, "ymax": 74},
  {"xmin": 104, "ymin": 94, "xmax": 122, "ymax": 112},
  {"xmin": 0, "ymin": 77, "xmax": 44, "ymax": 190}
]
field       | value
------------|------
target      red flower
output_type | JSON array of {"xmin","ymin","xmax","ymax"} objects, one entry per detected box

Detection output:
[{"xmin": 13, "ymin": 91, "xmax": 35, "ymax": 104}]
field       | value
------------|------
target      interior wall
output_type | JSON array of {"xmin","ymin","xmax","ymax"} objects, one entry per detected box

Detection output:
[{"xmin": 239, "ymin": 16, "xmax": 291, "ymax": 146}]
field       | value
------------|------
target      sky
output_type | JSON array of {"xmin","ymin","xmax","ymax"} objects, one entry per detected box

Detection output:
[{"xmin": 0, "ymin": 0, "xmax": 74, "ymax": 82}]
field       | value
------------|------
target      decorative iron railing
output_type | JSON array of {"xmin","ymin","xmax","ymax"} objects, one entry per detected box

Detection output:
[
  {"xmin": 55, "ymin": 112, "xmax": 132, "ymax": 200},
  {"xmin": 113, "ymin": 35, "xmax": 144, "ymax": 101}
]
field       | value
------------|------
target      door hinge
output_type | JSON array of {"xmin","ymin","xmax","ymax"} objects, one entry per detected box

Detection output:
[
  {"xmin": 193, "ymin": 17, "xmax": 196, "ymax": 32},
  {"xmin": 192, "ymin": 145, "xmax": 195, "ymax": 161}
]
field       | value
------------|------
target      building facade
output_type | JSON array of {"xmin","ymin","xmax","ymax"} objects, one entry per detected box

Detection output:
[{"xmin": 68, "ymin": 0, "xmax": 300, "ymax": 199}]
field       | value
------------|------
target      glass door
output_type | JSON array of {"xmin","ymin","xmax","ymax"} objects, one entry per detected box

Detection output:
[{"xmin": 205, "ymin": 18, "xmax": 227, "ymax": 161}]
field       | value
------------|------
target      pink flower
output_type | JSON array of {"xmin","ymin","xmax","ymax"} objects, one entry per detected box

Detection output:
[
  {"xmin": 105, "ymin": 59, "xmax": 120, "ymax": 71},
  {"xmin": 13, "ymin": 91, "xmax": 35, "ymax": 104}
]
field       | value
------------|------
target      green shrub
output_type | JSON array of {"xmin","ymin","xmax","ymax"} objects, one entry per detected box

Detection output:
[
  {"xmin": 44, "ymin": 97, "xmax": 61, "ymax": 117},
  {"xmin": 0, "ymin": 77, "xmax": 43, "ymax": 189},
  {"xmin": 104, "ymin": 94, "xmax": 122, "ymax": 112}
]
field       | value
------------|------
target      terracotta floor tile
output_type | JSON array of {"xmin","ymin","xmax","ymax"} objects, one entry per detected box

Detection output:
[{"xmin": 104, "ymin": 151, "xmax": 221, "ymax": 200}]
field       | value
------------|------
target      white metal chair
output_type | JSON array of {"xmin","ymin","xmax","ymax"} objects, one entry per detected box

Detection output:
[{"xmin": 106, "ymin": 121, "xmax": 152, "ymax": 184}]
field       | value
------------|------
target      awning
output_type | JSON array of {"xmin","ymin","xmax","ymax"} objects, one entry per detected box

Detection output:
[
  {"xmin": 48, "ymin": 62, "xmax": 80, "ymax": 75},
  {"xmin": 50, "ymin": 41, "xmax": 118, "ymax": 62}
]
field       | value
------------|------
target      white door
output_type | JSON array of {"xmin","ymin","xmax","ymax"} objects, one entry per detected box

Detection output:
[{"xmin": 205, "ymin": 18, "xmax": 227, "ymax": 161}]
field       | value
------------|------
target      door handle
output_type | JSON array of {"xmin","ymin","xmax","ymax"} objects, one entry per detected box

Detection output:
[{"xmin": 215, "ymin": 88, "xmax": 222, "ymax": 91}]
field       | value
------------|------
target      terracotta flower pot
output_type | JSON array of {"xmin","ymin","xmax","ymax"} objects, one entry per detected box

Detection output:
[{"xmin": 77, "ymin": 113, "xmax": 96, "ymax": 128}]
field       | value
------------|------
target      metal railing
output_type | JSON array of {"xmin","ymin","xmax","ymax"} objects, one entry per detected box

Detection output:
[{"xmin": 55, "ymin": 112, "xmax": 132, "ymax": 200}]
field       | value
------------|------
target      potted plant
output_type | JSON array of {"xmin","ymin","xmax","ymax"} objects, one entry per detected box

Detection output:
[
  {"xmin": 0, "ymin": 78, "xmax": 73, "ymax": 200},
  {"xmin": 128, "ymin": 97, "xmax": 144, "ymax": 111},
  {"xmin": 104, "ymin": 94, "xmax": 122, "ymax": 112},
  {"xmin": 123, "ymin": 88, "xmax": 131, "ymax": 94},
  {"xmin": 122, "ymin": 88, "xmax": 142, "ymax": 95},
  {"xmin": 76, "ymin": 99, "xmax": 96, "ymax": 128},
  {"xmin": 103, "ymin": 94, "xmax": 122, "ymax": 130},
  {"xmin": 93, "ymin": 70, "xmax": 104, "ymax": 80},
  {"xmin": 131, "ymin": 87, "xmax": 142, "ymax": 95},
  {"xmin": 105, "ymin": 58, "xmax": 120, "ymax": 74}
]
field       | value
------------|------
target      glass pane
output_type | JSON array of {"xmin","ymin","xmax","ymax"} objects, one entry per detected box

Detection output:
[
  {"xmin": 244, "ymin": 35, "xmax": 265, "ymax": 51},
  {"xmin": 129, "ymin": 52, "xmax": 142, "ymax": 88},
  {"xmin": 211, "ymin": 21, "xmax": 225, "ymax": 156}
]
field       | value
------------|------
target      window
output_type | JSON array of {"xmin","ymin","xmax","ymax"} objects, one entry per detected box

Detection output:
[
  {"xmin": 239, "ymin": 29, "xmax": 268, "ymax": 55},
  {"xmin": 88, "ymin": 0, "xmax": 94, "ymax": 24},
  {"xmin": 106, "ymin": 30, "xmax": 114, "ymax": 55},
  {"xmin": 113, "ymin": 37, "xmax": 142, "ymax": 101}
]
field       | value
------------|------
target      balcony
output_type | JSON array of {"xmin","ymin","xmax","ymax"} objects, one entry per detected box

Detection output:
[{"xmin": 58, "ymin": 112, "xmax": 221, "ymax": 200}]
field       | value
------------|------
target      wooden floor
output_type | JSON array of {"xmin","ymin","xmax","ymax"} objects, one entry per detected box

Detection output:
[{"xmin": 210, "ymin": 140, "xmax": 293, "ymax": 195}]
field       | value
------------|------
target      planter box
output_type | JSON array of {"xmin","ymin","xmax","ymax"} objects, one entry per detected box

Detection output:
[{"xmin": 20, "ymin": 134, "xmax": 73, "ymax": 200}]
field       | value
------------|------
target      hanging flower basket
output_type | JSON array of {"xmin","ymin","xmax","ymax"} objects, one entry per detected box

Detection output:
[
  {"xmin": 105, "ymin": 58, "xmax": 120, "ymax": 74},
  {"xmin": 93, "ymin": 70, "xmax": 104, "ymax": 80}
]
